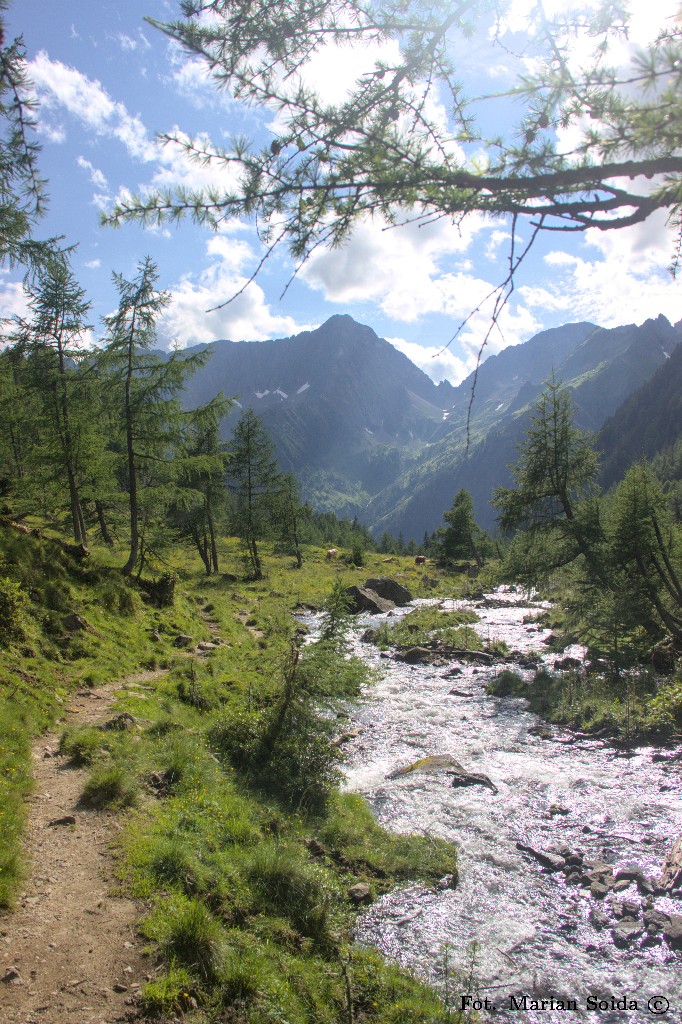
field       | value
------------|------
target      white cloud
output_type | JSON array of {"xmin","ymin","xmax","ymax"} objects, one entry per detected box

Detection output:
[
  {"xmin": 300, "ymin": 211, "xmax": 488, "ymax": 321},
  {"xmin": 388, "ymin": 336, "xmax": 472, "ymax": 385},
  {"xmin": 520, "ymin": 216, "xmax": 682, "ymax": 327},
  {"xmin": 157, "ymin": 237, "xmax": 305, "ymax": 347},
  {"xmin": 0, "ymin": 278, "xmax": 30, "ymax": 325},
  {"xmin": 29, "ymin": 52, "xmax": 157, "ymax": 162},
  {"xmin": 76, "ymin": 155, "xmax": 108, "ymax": 190},
  {"xmin": 114, "ymin": 31, "xmax": 151, "ymax": 52},
  {"xmin": 84, "ymin": 259, "xmax": 102, "ymax": 269}
]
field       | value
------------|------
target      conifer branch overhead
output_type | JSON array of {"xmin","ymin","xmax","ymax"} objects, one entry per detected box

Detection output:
[{"xmin": 103, "ymin": 0, "xmax": 682, "ymax": 277}]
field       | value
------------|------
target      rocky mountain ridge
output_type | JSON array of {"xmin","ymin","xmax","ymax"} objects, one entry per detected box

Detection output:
[{"xmin": 181, "ymin": 313, "xmax": 682, "ymax": 537}]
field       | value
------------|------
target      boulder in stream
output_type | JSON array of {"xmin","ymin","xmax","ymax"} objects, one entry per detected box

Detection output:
[
  {"xmin": 387, "ymin": 754, "xmax": 497, "ymax": 793},
  {"xmin": 387, "ymin": 754, "xmax": 461, "ymax": 778},
  {"xmin": 363, "ymin": 577, "xmax": 413, "ymax": 605},
  {"xmin": 658, "ymin": 835, "xmax": 682, "ymax": 893},
  {"xmin": 612, "ymin": 918, "xmax": 644, "ymax": 946},
  {"xmin": 515, "ymin": 842, "xmax": 565, "ymax": 872},
  {"xmin": 344, "ymin": 585, "xmax": 395, "ymax": 614},
  {"xmin": 663, "ymin": 915, "xmax": 682, "ymax": 947}
]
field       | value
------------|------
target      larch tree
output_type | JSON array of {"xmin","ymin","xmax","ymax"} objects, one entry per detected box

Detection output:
[
  {"xmin": 104, "ymin": 0, "xmax": 682, "ymax": 318},
  {"xmin": 10, "ymin": 257, "xmax": 94, "ymax": 546},
  {"xmin": 225, "ymin": 409, "xmax": 280, "ymax": 580},
  {"xmin": 0, "ymin": 1, "xmax": 59, "ymax": 275},
  {"xmin": 170, "ymin": 396, "xmax": 231, "ymax": 575},
  {"xmin": 493, "ymin": 376, "xmax": 607, "ymax": 585},
  {"xmin": 102, "ymin": 257, "xmax": 209, "ymax": 576},
  {"xmin": 438, "ymin": 487, "xmax": 485, "ymax": 568}
]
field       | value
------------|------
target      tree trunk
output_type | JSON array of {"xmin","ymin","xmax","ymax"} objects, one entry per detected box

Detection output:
[
  {"xmin": 95, "ymin": 500, "xmax": 114, "ymax": 547},
  {"xmin": 122, "ymin": 329, "xmax": 138, "ymax": 576}
]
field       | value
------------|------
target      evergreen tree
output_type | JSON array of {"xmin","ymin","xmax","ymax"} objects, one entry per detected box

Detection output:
[
  {"xmin": 107, "ymin": 2, "xmax": 682, "ymax": 295},
  {"xmin": 438, "ymin": 488, "xmax": 485, "ymax": 568},
  {"xmin": 607, "ymin": 462, "xmax": 682, "ymax": 645},
  {"xmin": 170, "ymin": 398, "xmax": 231, "ymax": 574},
  {"xmin": 272, "ymin": 472, "xmax": 307, "ymax": 568},
  {"xmin": 10, "ymin": 257, "xmax": 94, "ymax": 545},
  {"xmin": 102, "ymin": 257, "xmax": 208, "ymax": 576},
  {"xmin": 225, "ymin": 409, "xmax": 279, "ymax": 579},
  {"xmin": 0, "ymin": 2, "xmax": 57, "ymax": 275},
  {"xmin": 494, "ymin": 377, "xmax": 607, "ymax": 586},
  {"xmin": 0, "ymin": 341, "xmax": 40, "ymax": 516}
]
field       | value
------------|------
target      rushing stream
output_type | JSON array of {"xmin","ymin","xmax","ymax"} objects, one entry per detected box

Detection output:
[{"xmin": 318, "ymin": 588, "xmax": 682, "ymax": 1023}]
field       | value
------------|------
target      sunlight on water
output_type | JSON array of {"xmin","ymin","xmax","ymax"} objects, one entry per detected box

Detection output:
[{"xmin": 313, "ymin": 589, "xmax": 682, "ymax": 1023}]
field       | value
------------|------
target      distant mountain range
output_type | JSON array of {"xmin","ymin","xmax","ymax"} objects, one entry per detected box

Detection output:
[{"xmin": 181, "ymin": 312, "xmax": 682, "ymax": 538}]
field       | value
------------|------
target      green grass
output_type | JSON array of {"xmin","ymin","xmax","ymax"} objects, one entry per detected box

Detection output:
[
  {"xmin": 0, "ymin": 526, "xmax": 477, "ymax": 1021},
  {"xmin": 487, "ymin": 665, "xmax": 682, "ymax": 740},
  {"xmin": 366, "ymin": 603, "xmax": 485, "ymax": 651}
]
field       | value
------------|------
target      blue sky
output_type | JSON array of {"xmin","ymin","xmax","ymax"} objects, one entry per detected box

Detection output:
[{"xmin": 4, "ymin": 0, "xmax": 682, "ymax": 384}]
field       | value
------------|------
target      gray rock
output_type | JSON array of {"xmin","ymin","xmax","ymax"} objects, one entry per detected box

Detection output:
[
  {"xmin": 103, "ymin": 712, "xmax": 135, "ymax": 731},
  {"xmin": 612, "ymin": 918, "xmax": 644, "ymax": 946},
  {"xmin": 589, "ymin": 909, "xmax": 610, "ymax": 930},
  {"xmin": 173, "ymin": 634, "xmax": 193, "ymax": 648},
  {"xmin": 516, "ymin": 842, "xmax": 565, "ymax": 872},
  {"xmin": 644, "ymin": 909, "xmax": 671, "ymax": 934},
  {"xmin": 615, "ymin": 865, "xmax": 655, "ymax": 895},
  {"xmin": 663, "ymin": 915, "xmax": 682, "ymax": 947},
  {"xmin": 450, "ymin": 768, "xmax": 498, "ymax": 794},
  {"xmin": 363, "ymin": 577, "xmax": 413, "ymax": 605},
  {"xmin": 347, "ymin": 883, "xmax": 371, "ymax": 903},
  {"xmin": 344, "ymin": 586, "xmax": 395, "ymax": 614}
]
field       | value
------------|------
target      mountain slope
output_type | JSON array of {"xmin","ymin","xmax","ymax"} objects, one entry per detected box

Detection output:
[
  {"xmin": 597, "ymin": 334, "xmax": 682, "ymax": 489},
  {"xmin": 180, "ymin": 313, "xmax": 681, "ymax": 536},
  {"xmin": 365, "ymin": 315, "xmax": 681, "ymax": 536}
]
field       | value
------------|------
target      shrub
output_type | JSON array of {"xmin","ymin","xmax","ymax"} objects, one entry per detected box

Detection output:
[
  {"xmin": 59, "ymin": 726, "xmax": 108, "ymax": 765},
  {"xmin": 0, "ymin": 576, "xmax": 29, "ymax": 643},
  {"xmin": 246, "ymin": 842, "xmax": 329, "ymax": 941},
  {"xmin": 486, "ymin": 669, "xmax": 527, "ymax": 697},
  {"xmin": 145, "ymin": 836, "xmax": 208, "ymax": 893},
  {"xmin": 139, "ymin": 965, "xmax": 195, "ymax": 1016}
]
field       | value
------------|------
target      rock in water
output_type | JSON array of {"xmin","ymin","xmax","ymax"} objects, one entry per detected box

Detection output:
[
  {"xmin": 387, "ymin": 754, "xmax": 461, "ymax": 778},
  {"xmin": 363, "ymin": 577, "xmax": 413, "ymax": 605},
  {"xmin": 344, "ymin": 585, "xmax": 395, "ymax": 614},
  {"xmin": 658, "ymin": 835, "xmax": 682, "ymax": 892},
  {"xmin": 385, "ymin": 753, "xmax": 497, "ymax": 792},
  {"xmin": 449, "ymin": 767, "xmax": 498, "ymax": 794}
]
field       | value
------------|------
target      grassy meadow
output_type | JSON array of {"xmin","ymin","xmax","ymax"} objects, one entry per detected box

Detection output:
[{"xmin": 0, "ymin": 524, "xmax": 479, "ymax": 1022}]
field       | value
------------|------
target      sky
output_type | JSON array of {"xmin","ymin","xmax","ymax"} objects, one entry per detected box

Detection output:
[{"xmin": 3, "ymin": 0, "xmax": 682, "ymax": 386}]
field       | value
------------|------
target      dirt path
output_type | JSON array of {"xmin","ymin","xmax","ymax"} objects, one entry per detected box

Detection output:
[{"xmin": 0, "ymin": 678, "xmax": 160, "ymax": 1024}]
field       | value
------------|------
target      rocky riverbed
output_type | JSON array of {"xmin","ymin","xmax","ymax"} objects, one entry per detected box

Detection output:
[{"xmin": 319, "ymin": 588, "xmax": 682, "ymax": 1023}]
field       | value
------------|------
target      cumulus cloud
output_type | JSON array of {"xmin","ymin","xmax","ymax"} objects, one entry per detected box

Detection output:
[
  {"xmin": 157, "ymin": 236, "xmax": 306, "ymax": 348},
  {"xmin": 300, "ymin": 212, "xmax": 488, "ymax": 320},
  {"xmin": 0, "ymin": 278, "xmax": 30, "ymax": 326},
  {"xmin": 387, "ymin": 336, "xmax": 472, "ymax": 385},
  {"xmin": 520, "ymin": 212, "xmax": 682, "ymax": 328},
  {"xmin": 29, "ymin": 52, "xmax": 157, "ymax": 162}
]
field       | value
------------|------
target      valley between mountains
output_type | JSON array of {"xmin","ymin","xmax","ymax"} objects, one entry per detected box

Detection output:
[{"xmin": 179, "ymin": 312, "xmax": 682, "ymax": 537}]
